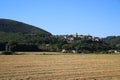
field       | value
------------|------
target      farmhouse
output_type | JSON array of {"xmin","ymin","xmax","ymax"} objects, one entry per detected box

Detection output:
[
  {"xmin": 108, "ymin": 50, "xmax": 120, "ymax": 53},
  {"xmin": 62, "ymin": 49, "xmax": 77, "ymax": 53}
]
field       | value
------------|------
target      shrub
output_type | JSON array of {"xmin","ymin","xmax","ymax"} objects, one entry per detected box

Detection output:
[{"xmin": 1, "ymin": 51, "xmax": 15, "ymax": 55}]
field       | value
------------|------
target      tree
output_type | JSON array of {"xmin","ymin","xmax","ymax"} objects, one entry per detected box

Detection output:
[{"xmin": 5, "ymin": 41, "xmax": 17, "ymax": 52}]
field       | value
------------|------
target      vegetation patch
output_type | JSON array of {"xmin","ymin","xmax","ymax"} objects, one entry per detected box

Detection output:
[{"xmin": 1, "ymin": 51, "xmax": 15, "ymax": 55}]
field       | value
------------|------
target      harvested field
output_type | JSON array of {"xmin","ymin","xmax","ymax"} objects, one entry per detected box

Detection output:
[{"xmin": 0, "ymin": 54, "xmax": 120, "ymax": 80}]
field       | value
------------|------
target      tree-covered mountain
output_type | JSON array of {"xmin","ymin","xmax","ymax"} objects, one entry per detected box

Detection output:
[
  {"xmin": 0, "ymin": 19, "xmax": 53, "ymax": 52},
  {"xmin": 0, "ymin": 18, "xmax": 118, "ymax": 53},
  {"xmin": 0, "ymin": 19, "xmax": 51, "ymax": 36},
  {"xmin": 102, "ymin": 36, "xmax": 120, "ymax": 49}
]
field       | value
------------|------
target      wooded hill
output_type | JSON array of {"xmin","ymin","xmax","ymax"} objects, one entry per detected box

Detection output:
[
  {"xmin": 0, "ymin": 18, "xmax": 119, "ymax": 53},
  {"xmin": 103, "ymin": 36, "xmax": 120, "ymax": 50},
  {"xmin": 0, "ymin": 19, "xmax": 53, "ymax": 52},
  {"xmin": 0, "ymin": 19, "xmax": 51, "ymax": 35}
]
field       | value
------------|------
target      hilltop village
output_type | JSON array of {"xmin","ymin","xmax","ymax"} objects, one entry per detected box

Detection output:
[
  {"xmin": 0, "ymin": 19, "xmax": 120, "ymax": 54},
  {"xmin": 53, "ymin": 33, "xmax": 103, "ymax": 53},
  {"xmin": 55, "ymin": 33, "xmax": 101, "ymax": 43}
]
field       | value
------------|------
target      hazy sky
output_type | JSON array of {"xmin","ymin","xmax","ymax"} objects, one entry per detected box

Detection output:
[{"xmin": 0, "ymin": 0, "xmax": 120, "ymax": 37}]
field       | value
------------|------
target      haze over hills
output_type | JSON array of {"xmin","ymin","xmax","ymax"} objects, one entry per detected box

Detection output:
[{"xmin": 0, "ymin": 19, "xmax": 51, "ymax": 36}]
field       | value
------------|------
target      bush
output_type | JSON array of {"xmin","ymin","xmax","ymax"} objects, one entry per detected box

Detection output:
[{"xmin": 1, "ymin": 51, "xmax": 15, "ymax": 55}]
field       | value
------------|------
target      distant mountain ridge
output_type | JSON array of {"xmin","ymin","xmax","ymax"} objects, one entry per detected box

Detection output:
[{"xmin": 0, "ymin": 19, "xmax": 51, "ymax": 36}]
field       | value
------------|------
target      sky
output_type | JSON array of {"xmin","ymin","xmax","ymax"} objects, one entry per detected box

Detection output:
[{"xmin": 0, "ymin": 0, "xmax": 120, "ymax": 37}]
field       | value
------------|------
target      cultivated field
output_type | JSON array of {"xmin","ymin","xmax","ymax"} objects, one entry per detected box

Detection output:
[{"xmin": 0, "ymin": 53, "xmax": 120, "ymax": 80}]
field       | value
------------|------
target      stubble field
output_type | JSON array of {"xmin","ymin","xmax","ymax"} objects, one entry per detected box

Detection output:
[{"xmin": 0, "ymin": 53, "xmax": 120, "ymax": 80}]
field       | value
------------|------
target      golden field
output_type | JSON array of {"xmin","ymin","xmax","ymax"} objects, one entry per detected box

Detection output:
[{"xmin": 0, "ymin": 53, "xmax": 120, "ymax": 80}]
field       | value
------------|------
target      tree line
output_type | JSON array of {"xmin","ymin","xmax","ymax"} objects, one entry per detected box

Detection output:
[{"xmin": 0, "ymin": 32, "xmax": 113, "ymax": 54}]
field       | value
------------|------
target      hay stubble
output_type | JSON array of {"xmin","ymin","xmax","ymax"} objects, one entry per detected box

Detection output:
[{"xmin": 0, "ymin": 54, "xmax": 120, "ymax": 80}]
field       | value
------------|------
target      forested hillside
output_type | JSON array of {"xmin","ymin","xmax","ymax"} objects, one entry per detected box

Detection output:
[
  {"xmin": 0, "ymin": 19, "xmax": 51, "ymax": 35},
  {"xmin": 103, "ymin": 36, "xmax": 120, "ymax": 50},
  {"xmin": 0, "ymin": 19, "xmax": 53, "ymax": 52},
  {"xmin": 0, "ymin": 19, "xmax": 119, "ymax": 53}
]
